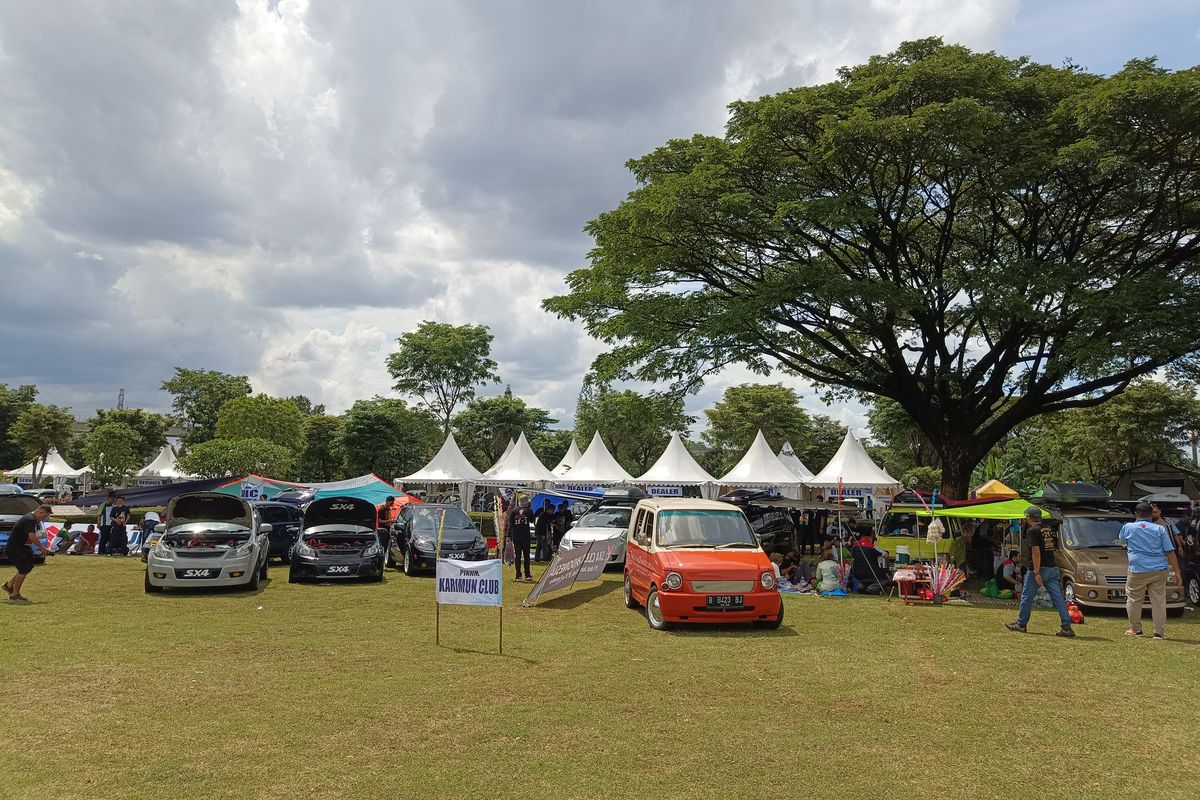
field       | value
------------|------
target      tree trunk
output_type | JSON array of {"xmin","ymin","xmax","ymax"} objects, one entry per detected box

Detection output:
[{"xmin": 935, "ymin": 444, "xmax": 983, "ymax": 500}]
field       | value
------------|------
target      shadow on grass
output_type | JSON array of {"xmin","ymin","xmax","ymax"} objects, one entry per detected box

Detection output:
[
  {"xmin": 437, "ymin": 643, "xmax": 540, "ymax": 664},
  {"xmin": 664, "ymin": 622, "xmax": 800, "ymax": 638},
  {"xmin": 149, "ymin": 576, "xmax": 275, "ymax": 598},
  {"xmin": 528, "ymin": 580, "xmax": 620, "ymax": 610}
]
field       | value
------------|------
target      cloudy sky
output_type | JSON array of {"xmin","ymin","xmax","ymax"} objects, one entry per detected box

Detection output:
[{"xmin": 2, "ymin": 0, "xmax": 1197, "ymax": 434}]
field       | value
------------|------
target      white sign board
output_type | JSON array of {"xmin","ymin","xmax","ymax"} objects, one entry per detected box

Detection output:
[
  {"xmin": 648, "ymin": 486, "xmax": 683, "ymax": 497},
  {"xmin": 436, "ymin": 558, "xmax": 503, "ymax": 607},
  {"xmin": 239, "ymin": 482, "xmax": 262, "ymax": 501}
]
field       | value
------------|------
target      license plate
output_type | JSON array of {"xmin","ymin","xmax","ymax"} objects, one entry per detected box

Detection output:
[
  {"xmin": 1109, "ymin": 589, "xmax": 1127, "ymax": 600},
  {"xmin": 706, "ymin": 594, "xmax": 744, "ymax": 609},
  {"xmin": 176, "ymin": 568, "xmax": 217, "ymax": 579},
  {"xmin": 325, "ymin": 565, "xmax": 353, "ymax": 575}
]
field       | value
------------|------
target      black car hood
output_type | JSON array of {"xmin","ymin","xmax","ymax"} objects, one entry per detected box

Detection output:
[
  {"xmin": 303, "ymin": 497, "xmax": 377, "ymax": 531},
  {"xmin": 411, "ymin": 526, "xmax": 477, "ymax": 543}
]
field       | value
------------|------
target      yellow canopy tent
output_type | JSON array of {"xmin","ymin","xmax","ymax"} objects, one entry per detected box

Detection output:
[{"xmin": 975, "ymin": 479, "xmax": 1019, "ymax": 500}]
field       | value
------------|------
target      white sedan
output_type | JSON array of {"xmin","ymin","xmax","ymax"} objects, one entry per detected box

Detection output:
[{"xmin": 557, "ymin": 505, "xmax": 634, "ymax": 567}]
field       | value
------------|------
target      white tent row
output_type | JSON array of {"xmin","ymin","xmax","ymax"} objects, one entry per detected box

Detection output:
[
  {"xmin": 135, "ymin": 445, "xmax": 196, "ymax": 481},
  {"xmin": 5, "ymin": 448, "xmax": 92, "ymax": 481},
  {"xmin": 557, "ymin": 432, "xmax": 634, "ymax": 486},
  {"xmin": 551, "ymin": 438, "xmax": 582, "ymax": 476},
  {"xmin": 806, "ymin": 430, "xmax": 899, "ymax": 490}
]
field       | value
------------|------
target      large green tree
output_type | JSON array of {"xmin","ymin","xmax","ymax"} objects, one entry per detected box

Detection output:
[
  {"xmin": 216, "ymin": 395, "xmax": 306, "ymax": 454},
  {"xmin": 545, "ymin": 40, "xmax": 1200, "ymax": 496},
  {"xmin": 0, "ymin": 383, "xmax": 38, "ymax": 469},
  {"xmin": 701, "ymin": 384, "xmax": 843, "ymax": 474},
  {"xmin": 574, "ymin": 387, "xmax": 693, "ymax": 474},
  {"xmin": 296, "ymin": 414, "xmax": 346, "ymax": 482},
  {"xmin": 386, "ymin": 321, "xmax": 501, "ymax": 432},
  {"xmin": 530, "ymin": 429, "xmax": 576, "ymax": 469},
  {"xmin": 161, "ymin": 368, "xmax": 252, "ymax": 446},
  {"xmin": 340, "ymin": 398, "xmax": 441, "ymax": 480},
  {"xmin": 451, "ymin": 388, "xmax": 558, "ymax": 470},
  {"xmin": 84, "ymin": 422, "xmax": 143, "ymax": 487},
  {"xmin": 90, "ymin": 408, "xmax": 173, "ymax": 466},
  {"xmin": 178, "ymin": 437, "xmax": 296, "ymax": 479},
  {"xmin": 9, "ymin": 404, "xmax": 76, "ymax": 482}
]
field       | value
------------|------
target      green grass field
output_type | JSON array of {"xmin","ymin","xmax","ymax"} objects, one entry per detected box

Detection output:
[{"xmin": 2, "ymin": 557, "xmax": 1197, "ymax": 800}]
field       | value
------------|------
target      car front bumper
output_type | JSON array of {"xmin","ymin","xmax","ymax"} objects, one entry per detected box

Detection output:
[
  {"xmin": 290, "ymin": 555, "xmax": 385, "ymax": 580},
  {"xmin": 409, "ymin": 547, "xmax": 489, "ymax": 569},
  {"xmin": 655, "ymin": 589, "xmax": 782, "ymax": 623},
  {"xmin": 145, "ymin": 555, "xmax": 258, "ymax": 588},
  {"xmin": 1070, "ymin": 580, "xmax": 1185, "ymax": 610}
]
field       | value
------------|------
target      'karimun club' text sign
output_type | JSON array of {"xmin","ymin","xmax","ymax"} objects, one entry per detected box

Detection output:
[{"xmin": 436, "ymin": 558, "xmax": 503, "ymax": 607}]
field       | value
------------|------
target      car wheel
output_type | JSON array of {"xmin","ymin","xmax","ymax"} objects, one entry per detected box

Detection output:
[
  {"xmin": 1187, "ymin": 574, "xmax": 1200, "ymax": 607},
  {"xmin": 288, "ymin": 567, "xmax": 299, "ymax": 584},
  {"xmin": 645, "ymin": 585, "xmax": 672, "ymax": 631},
  {"xmin": 386, "ymin": 550, "xmax": 396, "ymax": 569},
  {"xmin": 624, "ymin": 573, "xmax": 639, "ymax": 609},
  {"xmin": 373, "ymin": 558, "xmax": 386, "ymax": 583},
  {"xmin": 144, "ymin": 570, "xmax": 163, "ymax": 594},
  {"xmin": 245, "ymin": 563, "xmax": 261, "ymax": 591},
  {"xmin": 754, "ymin": 601, "xmax": 785, "ymax": 630},
  {"xmin": 404, "ymin": 547, "xmax": 419, "ymax": 576},
  {"xmin": 1062, "ymin": 579, "xmax": 1075, "ymax": 604}
]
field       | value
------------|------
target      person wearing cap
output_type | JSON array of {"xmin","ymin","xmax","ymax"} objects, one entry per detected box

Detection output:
[
  {"xmin": 1120, "ymin": 501, "xmax": 1181, "ymax": 640},
  {"xmin": 1006, "ymin": 507, "xmax": 1074, "ymax": 637}
]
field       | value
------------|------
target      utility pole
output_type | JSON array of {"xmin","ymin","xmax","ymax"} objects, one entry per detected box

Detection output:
[{"xmin": 117, "ymin": 388, "xmax": 125, "ymax": 410}]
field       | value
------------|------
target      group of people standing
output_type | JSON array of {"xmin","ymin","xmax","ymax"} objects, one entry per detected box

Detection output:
[{"xmin": 504, "ymin": 497, "xmax": 574, "ymax": 581}]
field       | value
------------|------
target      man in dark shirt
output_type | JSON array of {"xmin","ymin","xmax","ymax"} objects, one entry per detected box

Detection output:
[
  {"xmin": 4, "ymin": 504, "xmax": 53, "ymax": 603},
  {"xmin": 109, "ymin": 496, "xmax": 131, "ymax": 556},
  {"xmin": 533, "ymin": 500, "xmax": 554, "ymax": 562},
  {"xmin": 552, "ymin": 501, "xmax": 573, "ymax": 553},
  {"xmin": 506, "ymin": 499, "xmax": 533, "ymax": 581},
  {"xmin": 1006, "ymin": 507, "xmax": 1074, "ymax": 637}
]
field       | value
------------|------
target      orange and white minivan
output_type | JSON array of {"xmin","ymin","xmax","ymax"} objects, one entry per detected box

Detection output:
[{"xmin": 623, "ymin": 498, "xmax": 784, "ymax": 631}]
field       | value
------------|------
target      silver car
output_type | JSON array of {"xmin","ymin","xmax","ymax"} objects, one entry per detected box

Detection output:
[
  {"xmin": 145, "ymin": 492, "xmax": 272, "ymax": 593},
  {"xmin": 557, "ymin": 505, "xmax": 634, "ymax": 567}
]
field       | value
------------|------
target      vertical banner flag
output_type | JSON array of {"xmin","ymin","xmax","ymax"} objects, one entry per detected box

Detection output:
[{"xmin": 436, "ymin": 558, "xmax": 504, "ymax": 606}]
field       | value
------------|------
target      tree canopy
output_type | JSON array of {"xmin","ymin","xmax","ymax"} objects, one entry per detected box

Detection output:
[
  {"xmin": 545, "ymin": 39, "xmax": 1200, "ymax": 496},
  {"xmin": 701, "ymin": 384, "xmax": 843, "ymax": 474},
  {"xmin": 84, "ymin": 421, "xmax": 143, "ymax": 487},
  {"xmin": 296, "ymin": 414, "xmax": 345, "ymax": 483},
  {"xmin": 216, "ymin": 394, "xmax": 307, "ymax": 454},
  {"xmin": 90, "ymin": 408, "xmax": 172, "ymax": 466},
  {"xmin": 0, "ymin": 383, "xmax": 38, "ymax": 470},
  {"xmin": 178, "ymin": 437, "xmax": 296, "ymax": 479},
  {"xmin": 451, "ymin": 388, "xmax": 558, "ymax": 470},
  {"xmin": 340, "ymin": 398, "xmax": 441, "ymax": 480},
  {"xmin": 9, "ymin": 403, "xmax": 76, "ymax": 482},
  {"xmin": 161, "ymin": 368, "xmax": 252, "ymax": 446},
  {"xmin": 386, "ymin": 321, "xmax": 500, "ymax": 432},
  {"xmin": 574, "ymin": 387, "xmax": 693, "ymax": 474}
]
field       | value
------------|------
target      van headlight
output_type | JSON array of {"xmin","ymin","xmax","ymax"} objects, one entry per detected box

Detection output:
[
  {"xmin": 1081, "ymin": 569, "xmax": 1097, "ymax": 583},
  {"xmin": 761, "ymin": 572, "xmax": 777, "ymax": 590},
  {"xmin": 663, "ymin": 572, "xmax": 683, "ymax": 590}
]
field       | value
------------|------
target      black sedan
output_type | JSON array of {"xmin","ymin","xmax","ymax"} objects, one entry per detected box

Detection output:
[
  {"xmin": 253, "ymin": 501, "xmax": 304, "ymax": 562},
  {"xmin": 288, "ymin": 496, "xmax": 385, "ymax": 583},
  {"xmin": 389, "ymin": 503, "xmax": 488, "ymax": 576}
]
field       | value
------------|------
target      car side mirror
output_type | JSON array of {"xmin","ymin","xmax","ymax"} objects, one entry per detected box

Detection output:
[
  {"xmin": 154, "ymin": 523, "xmax": 165, "ymax": 534},
  {"xmin": 260, "ymin": 523, "xmax": 273, "ymax": 534}
]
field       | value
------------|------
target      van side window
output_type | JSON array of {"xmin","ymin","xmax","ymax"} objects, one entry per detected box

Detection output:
[
  {"xmin": 640, "ymin": 511, "xmax": 655, "ymax": 546},
  {"xmin": 632, "ymin": 509, "xmax": 650, "ymax": 546}
]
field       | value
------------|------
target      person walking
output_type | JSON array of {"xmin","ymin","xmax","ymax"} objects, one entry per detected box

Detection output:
[
  {"xmin": 4, "ymin": 504, "xmax": 53, "ymax": 603},
  {"xmin": 1121, "ymin": 501, "xmax": 1181, "ymax": 640},
  {"xmin": 507, "ymin": 499, "xmax": 533, "ymax": 581},
  {"xmin": 1006, "ymin": 507, "xmax": 1074, "ymax": 637},
  {"xmin": 96, "ymin": 490, "xmax": 116, "ymax": 555}
]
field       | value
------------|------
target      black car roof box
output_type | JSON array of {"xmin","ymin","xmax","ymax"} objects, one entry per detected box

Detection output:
[
  {"xmin": 601, "ymin": 486, "xmax": 649, "ymax": 506},
  {"xmin": 1040, "ymin": 482, "xmax": 1111, "ymax": 506}
]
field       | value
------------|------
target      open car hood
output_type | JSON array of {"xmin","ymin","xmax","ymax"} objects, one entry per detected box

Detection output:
[
  {"xmin": 303, "ymin": 496, "xmax": 377, "ymax": 531},
  {"xmin": 0, "ymin": 495, "xmax": 41, "ymax": 517},
  {"xmin": 166, "ymin": 492, "xmax": 253, "ymax": 529}
]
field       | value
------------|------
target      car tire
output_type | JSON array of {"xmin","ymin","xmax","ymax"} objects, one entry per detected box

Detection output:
[
  {"xmin": 259, "ymin": 556, "xmax": 269, "ymax": 580},
  {"xmin": 404, "ymin": 547, "xmax": 418, "ymax": 577},
  {"xmin": 288, "ymin": 568, "xmax": 299, "ymax": 584},
  {"xmin": 373, "ymin": 559, "xmax": 386, "ymax": 583},
  {"xmin": 645, "ymin": 585, "xmax": 672, "ymax": 631},
  {"xmin": 144, "ymin": 570, "xmax": 163, "ymax": 594},
  {"xmin": 1186, "ymin": 574, "xmax": 1200, "ymax": 607},
  {"xmin": 624, "ymin": 573, "xmax": 639, "ymax": 609},
  {"xmin": 754, "ymin": 601, "xmax": 785, "ymax": 630},
  {"xmin": 245, "ymin": 563, "xmax": 260, "ymax": 592}
]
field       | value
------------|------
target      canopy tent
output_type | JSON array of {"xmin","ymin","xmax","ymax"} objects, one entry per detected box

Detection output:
[
  {"xmin": 5, "ymin": 448, "xmax": 91, "ymax": 481},
  {"xmin": 135, "ymin": 445, "xmax": 196, "ymax": 481},
  {"xmin": 777, "ymin": 441, "xmax": 814, "ymax": 480},
  {"xmin": 974, "ymin": 479, "xmax": 1019, "ymax": 499},
  {"xmin": 717, "ymin": 430, "xmax": 806, "ymax": 489},
  {"xmin": 476, "ymin": 433, "xmax": 557, "ymax": 486},
  {"xmin": 555, "ymin": 432, "xmax": 634, "ymax": 486},
  {"xmin": 806, "ymin": 430, "xmax": 900, "ymax": 489},
  {"xmin": 895, "ymin": 497, "xmax": 1047, "ymax": 520},
  {"xmin": 74, "ymin": 476, "xmax": 236, "ymax": 509},
  {"xmin": 637, "ymin": 432, "xmax": 715, "ymax": 485},
  {"xmin": 551, "ymin": 438, "xmax": 583, "ymax": 477},
  {"xmin": 215, "ymin": 473, "xmax": 417, "ymax": 505},
  {"xmin": 483, "ymin": 438, "xmax": 518, "ymax": 477},
  {"xmin": 401, "ymin": 432, "xmax": 484, "ymax": 482}
]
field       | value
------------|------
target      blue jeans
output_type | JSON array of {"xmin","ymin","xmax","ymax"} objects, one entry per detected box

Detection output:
[{"xmin": 1016, "ymin": 566, "xmax": 1072, "ymax": 629}]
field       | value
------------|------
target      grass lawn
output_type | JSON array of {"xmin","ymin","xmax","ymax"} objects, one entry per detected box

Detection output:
[{"xmin": 2, "ymin": 557, "xmax": 1198, "ymax": 800}]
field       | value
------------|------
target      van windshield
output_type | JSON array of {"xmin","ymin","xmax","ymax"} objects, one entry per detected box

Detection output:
[
  {"xmin": 656, "ymin": 510, "xmax": 757, "ymax": 548},
  {"xmin": 1062, "ymin": 517, "xmax": 1128, "ymax": 549}
]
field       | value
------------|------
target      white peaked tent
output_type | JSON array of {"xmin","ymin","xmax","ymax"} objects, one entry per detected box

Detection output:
[
  {"xmin": 5, "ymin": 448, "xmax": 91, "ymax": 481},
  {"xmin": 483, "ymin": 438, "xmax": 518, "ymax": 478},
  {"xmin": 135, "ymin": 445, "xmax": 196, "ymax": 480},
  {"xmin": 402, "ymin": 432, "xmax": 484, "ymax": 482},
  {"xmin": 478, "ymin": 432, "xmax": 557, "ymax": 485},
  {"xmin": 551, "ymin": 438, "xmax": 583, "ymax": 477},
  {"xmin": 556, "ymin": 432, "xmax": 634, "ymax": 486},
  {"xmin": 717, "ymin": 430, "xmax": 806, "ymax": 488},
  {"xmin": 638, "ymin": 432, "xmax": 716, "ymax": 485},
  {"xmin": 806, "ymin": 430, "xmax": 900, "ymax": 489},
  {"xmin": 777, "ymin": 441, "xmax": 814, "ymax": 480}
]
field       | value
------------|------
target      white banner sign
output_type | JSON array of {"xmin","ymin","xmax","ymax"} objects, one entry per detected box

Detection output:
[
  {"xmin": 436, "ymin": 558, "xmax": 503, "ymax": 607},
  {"xmin": 239, "ymin": 482, "xmax": 263, "ymax": 501},
  {"xmin": 648, "ymin": 486, "xmax": 682, "ymax": 496}
]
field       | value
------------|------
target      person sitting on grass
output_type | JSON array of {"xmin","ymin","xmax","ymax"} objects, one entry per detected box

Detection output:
[
  {"xmin": 816, "ymin": 543, "xmax": 841, "ymax": 594},
  {"xmin": 850, "ymin": 534, "xmax": 891, "ymax": 594},
  {"xmin": 996, "ymin": 549, "xmax": 1021, "ymax": 594}
]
